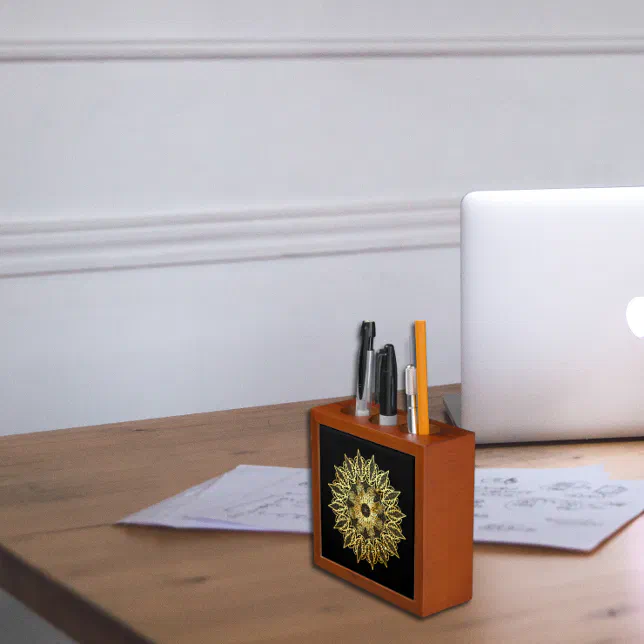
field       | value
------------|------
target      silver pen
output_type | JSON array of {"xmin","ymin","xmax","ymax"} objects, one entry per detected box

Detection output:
[
  {"xmin": 405, "ymin": 365, "xmax": 418, "ymax": 434},
  {"xmin": 355, "ymin": 321, "xmax": 376, "ymax": 416}
]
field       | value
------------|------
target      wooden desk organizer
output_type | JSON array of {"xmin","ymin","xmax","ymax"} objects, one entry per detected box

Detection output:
[{"xmin": 310, "ymin": 400, "xmax": 475, "ymax": 617}]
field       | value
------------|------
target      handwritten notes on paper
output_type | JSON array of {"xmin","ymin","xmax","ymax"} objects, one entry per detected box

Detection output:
[
  {"xmin": 474, "ymin": 464, "xmax": 644, "ymax": 551},
  {"xmin": 119, "ymin": 463, "xmax": 643, "ymax": 551},
  {"xmin": 184, "ymin": 465, "xmax": 311, "ymax": 532},
  {"xmin": 119, "ymin": 466, "xmax": 312, "ymax": 533}
]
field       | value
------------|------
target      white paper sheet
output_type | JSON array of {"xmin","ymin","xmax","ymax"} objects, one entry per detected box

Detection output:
[
  {"xmin": 118, "ymin": 463, "xmax": 643, "ymax": 551},
  {"xmin": 474, "ymin": 465, "xmax": 644, "ymax": 551},
  {"xmin": 183, "ymin": 465, "xmax": 312, "ymax": 533},
  {"xmin": 118, "ymin": 465, "xmax": 312, "ymax": 533}
]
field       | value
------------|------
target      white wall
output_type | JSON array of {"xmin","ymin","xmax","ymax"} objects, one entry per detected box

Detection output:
[
  {"xmin": 3, "ymin": 3, "xmax": 644, "ymax": 642},
  {"xmin": 4, "ymin": 4, "xmax": 644, "ymax": 436}
]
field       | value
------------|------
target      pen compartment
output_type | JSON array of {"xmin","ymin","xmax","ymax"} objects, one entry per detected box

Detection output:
[{"xmin": 310, "ymin": 400, "xmax": 475, "ymax": 618}]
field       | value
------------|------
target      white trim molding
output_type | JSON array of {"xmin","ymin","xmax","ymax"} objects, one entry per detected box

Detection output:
[
  {"xmin": 2, "ymin": 35, "xmax": 644, "ymax": 62},
  {"xmin": 0, "ymin": 199, "xmax": 460, "ymax": 277}
]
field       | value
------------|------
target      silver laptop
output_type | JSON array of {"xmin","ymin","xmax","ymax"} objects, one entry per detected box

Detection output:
[{"xmin": 451, "ymin": 187, "xmax": 644, "ymax": 443}]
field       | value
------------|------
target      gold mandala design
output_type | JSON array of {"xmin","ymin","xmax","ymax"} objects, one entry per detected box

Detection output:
[{"xmin": 328, "ymin": 449, "xmax": 405, "ymax": 569}]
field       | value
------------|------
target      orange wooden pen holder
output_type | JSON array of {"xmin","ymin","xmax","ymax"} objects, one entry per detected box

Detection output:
[{"xmin": 310, "ymin": 400, "xmax": 475, "ymax": 617}]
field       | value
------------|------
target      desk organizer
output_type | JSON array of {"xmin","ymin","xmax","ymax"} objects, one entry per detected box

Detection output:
[{"xmin": 310, "ymin": 400, "xmax": 475, "ymax": 617}]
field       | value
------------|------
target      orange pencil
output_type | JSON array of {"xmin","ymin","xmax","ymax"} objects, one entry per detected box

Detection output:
[{"xmin": 414, "ymin": 320, "xmax": 431, "ymax": 434}]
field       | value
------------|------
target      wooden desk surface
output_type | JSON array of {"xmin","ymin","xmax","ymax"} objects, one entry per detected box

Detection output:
[{"xmin": 1, "ymin": 385, "xmax": 643, "ymax": 644}]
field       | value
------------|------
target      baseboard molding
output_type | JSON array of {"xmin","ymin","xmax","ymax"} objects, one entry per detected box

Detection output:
[
  {"xmin": 0, "ymin": 199, "xmax": 460, "ymax": 277},
  {"xmin": 2, "ymin": 35, "xmax": 644, "ymax": 61}
]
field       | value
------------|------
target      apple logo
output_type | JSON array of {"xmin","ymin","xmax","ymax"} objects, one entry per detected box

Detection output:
[{"xmin": 626, "ymin": 297, "xmax": 644, "ymax": 338}]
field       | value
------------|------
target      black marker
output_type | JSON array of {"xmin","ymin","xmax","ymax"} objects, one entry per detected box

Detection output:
[
  {"xmin": 378, "ymin": 344, "xmax": 398, "ymax": 426},
  {"xmin": 355, "ymin": 321, "xmax": 376, "ymax": 416}
]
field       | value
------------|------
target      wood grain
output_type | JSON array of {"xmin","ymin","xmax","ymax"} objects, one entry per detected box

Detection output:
[
  {"xmin": 421, "ymin": 428, "xmax": 475, "ymax": 616},
  {"xmin": 0, "ymin": 384, "xmax": 643, "ymax": 643}
]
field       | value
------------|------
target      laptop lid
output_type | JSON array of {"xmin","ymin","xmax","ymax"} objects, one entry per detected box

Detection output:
[{"xmin": 461, "ymin": 187, "xmax": 644, "ymax": 443}]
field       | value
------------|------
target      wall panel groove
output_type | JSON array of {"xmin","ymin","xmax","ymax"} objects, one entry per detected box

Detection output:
[
  {"xmin": 0, "ymin": 199, "xmax": 460, "ymax": 276},
  {"xmin": 2, "ymin": 35, "xmax": 644, "ymax": 62}
]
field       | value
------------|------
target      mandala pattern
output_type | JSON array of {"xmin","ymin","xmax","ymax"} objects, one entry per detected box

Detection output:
[{"xmin": 328, "ymin": 449, "xmax": 405, "ymax": 569}]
